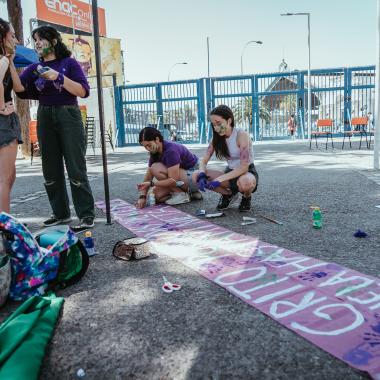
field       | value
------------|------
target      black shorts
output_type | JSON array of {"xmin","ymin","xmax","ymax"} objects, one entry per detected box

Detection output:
[{"xmin": 224, "ymin": 163, "xmax": 259, "ymax": 195}]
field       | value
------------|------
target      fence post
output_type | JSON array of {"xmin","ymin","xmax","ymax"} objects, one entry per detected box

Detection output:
[
  {"xmin": 197, "ymin": 79, "xmax": 206, "ymax": 143},
  {"xmin": 252, "ymin": 76, "xmax": 260, "ymax": 141},
  {"xmin": 344, "ymin": 67, "xmax": 352, "ymax": 132},
  {"xmin": 296, "ymin": 72, "xmax": 306, "ymax": 139},
  {"xmin": 205, "ymin": 77, "xmax": 213, "ymax": 142},
  {"xmin": 155, "ymin": 84, "xmax": 164, "ymax": 131},
  {"xmin": 114, "ymin": 84, "xmax": 126, "ymax": 147}
]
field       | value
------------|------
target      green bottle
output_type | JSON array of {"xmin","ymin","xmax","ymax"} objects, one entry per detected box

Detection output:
[{"xmin": 312, "ymin": 207, "xmax": 322, "ymax": 229}]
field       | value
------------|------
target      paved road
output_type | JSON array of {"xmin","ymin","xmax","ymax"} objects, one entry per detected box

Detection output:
[{"xmin": 2, "ymin": 140, "xmax": 379, "ymax": 379}]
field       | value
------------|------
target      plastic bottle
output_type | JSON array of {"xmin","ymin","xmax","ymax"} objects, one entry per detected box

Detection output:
[
  {"xmin": 147, "ymin": 188, "xmax": 156, "ymax": 207},
  {"xmin": 84, "ymin": 231, "xmax": 96, "ymax": 256},
  {"xmin": 312, "ymin": 207, "xmax": 322, "ymax": 229}
]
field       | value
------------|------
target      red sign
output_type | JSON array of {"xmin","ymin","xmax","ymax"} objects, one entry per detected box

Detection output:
[{"xmin": 36, "ymin": 0, "xmax": 106, "ymax": 36}]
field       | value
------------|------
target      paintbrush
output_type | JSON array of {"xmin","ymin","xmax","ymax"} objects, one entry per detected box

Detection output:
[{"xmin": 257, "ymin": 214, "xmax": 283, "ymax": 225}]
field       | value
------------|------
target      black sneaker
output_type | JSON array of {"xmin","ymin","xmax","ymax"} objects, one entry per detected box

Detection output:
[
  {"xmin": 190, "ymin": 191, "xmax": 203, "ymax": 201},
  {"xmin": 43, "ymin": 215, "xmax": 72, "ymax": 227},
  {"xmin": 71, "ymin": 217, "xmax": 95, "ymax": 232},
  {"xmin": 239, "ymin": 196, "xmax": 252, "ymax": 212},
  {"xmin": 216, "ymin": 193, "xmax": 238, "ymax": 210}
]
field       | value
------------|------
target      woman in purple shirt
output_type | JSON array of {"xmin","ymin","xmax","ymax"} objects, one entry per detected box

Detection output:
[
  {"xmin": 9, "ymin": 26, "xmax": 95, "ymax": 230},
  {"xmin": 136, "ymin": 127, "xmax": 201, "ymax": 208}
]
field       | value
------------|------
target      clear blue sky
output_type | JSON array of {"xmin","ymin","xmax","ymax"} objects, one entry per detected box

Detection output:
[{"xmin": 1, "ymin": 0, "xmax": 377, "ymax": 84}]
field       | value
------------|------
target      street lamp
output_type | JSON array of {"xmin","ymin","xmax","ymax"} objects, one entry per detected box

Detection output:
[
  {"xmin": 240, "ymin": 40, "xmax": 263, "ymax": 75},
  {"xmin": 281, "ymin": 12, "xmax": 311, "ymax": 141},
  {"xmin": 167, "ymin": 62, "xmax": 188, "ymax": 82},
  {"xmin": 240, "ymin": 41, "xmax": 262, "ymax": 137}
]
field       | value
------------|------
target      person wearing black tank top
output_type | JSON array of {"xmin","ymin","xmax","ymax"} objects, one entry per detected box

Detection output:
[{"xmin": 0, "ymin": 18, "xmax": 21, "ymax": 213}]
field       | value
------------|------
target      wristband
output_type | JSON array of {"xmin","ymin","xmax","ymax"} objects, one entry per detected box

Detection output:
[
  {"xmin": 53, "ymin": 72, "xmax": 65, "ymax": 91},
  {"xmin": 139, "ymin": 195, "xmax": 147, "ymax": 199}
]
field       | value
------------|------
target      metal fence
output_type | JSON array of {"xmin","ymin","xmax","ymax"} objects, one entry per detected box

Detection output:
[{"xmin": 114, "ymin": 66, "xmax": 375, "ymax": 146}]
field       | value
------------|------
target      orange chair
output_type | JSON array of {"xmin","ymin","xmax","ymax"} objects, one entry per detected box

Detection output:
[
  {"xmin": 29, "ymin": 121, "xmax": 39, "ymax": 165},
  {"xmin": 342, "ymin": 117, "xmax": 369, "ymax": 150},
  {"xmin": 310, "ymin": 119, "xmax": 334, "ymax": 149}
]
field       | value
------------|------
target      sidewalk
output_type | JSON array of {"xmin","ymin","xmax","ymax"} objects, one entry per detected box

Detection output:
[{"xmin": 3, "ymin": 140, "xmax": 379, "ymax": 379}]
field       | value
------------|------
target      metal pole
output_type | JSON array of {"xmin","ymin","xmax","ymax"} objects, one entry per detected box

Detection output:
[
  {"xmin": 91, "ymin": 0, "xmax": 112, "ymax": 224},
  {"xmin": 307, "ymin": 13, "xmax": 311, "ymax": 141},
  {"xmin": 374, "ymin": 0, "xmax": 380, "ymax": 169},
  {"xmin": 207, "ymin": 36, "xmax": 210, "ymax": 78}
]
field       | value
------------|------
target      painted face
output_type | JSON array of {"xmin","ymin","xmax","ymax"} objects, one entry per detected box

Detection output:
[
  {"xmin": 3, "ymin": 25, "xmax": 18, "ymax": 55},
  {"xmin": 142, "ymin": 139, "xmax": 160, "ymax": 154},
  {"xmin": 211, "ymin": 115, "xmax": 230, "ymax": 136},
  {"xmin": 33, "ymin": 33, "xmax": 54, "ymax": 58}
]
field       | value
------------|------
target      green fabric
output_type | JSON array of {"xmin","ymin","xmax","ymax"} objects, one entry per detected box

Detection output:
[
  {"xmin": 57, "ymin": 245, "xmax": 83, "ymax": 282},
  {"xmin": 0, "ymin": 294, "xmax": 64, "ymax": 380}
]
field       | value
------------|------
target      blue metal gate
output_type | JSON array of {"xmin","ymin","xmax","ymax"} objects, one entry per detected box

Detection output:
[
  {"xmin": 115, "ymin": 66, "xmax": 375, "ymax": 146},
  {"xmin": 114, "ymin": 79, "xmax": 205, "ymax": 146}
]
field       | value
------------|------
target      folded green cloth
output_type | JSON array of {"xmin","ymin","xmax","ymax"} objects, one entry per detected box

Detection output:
[{"xmin": 0, "ymin": 294, "xmax": 64, "ymax": 380}]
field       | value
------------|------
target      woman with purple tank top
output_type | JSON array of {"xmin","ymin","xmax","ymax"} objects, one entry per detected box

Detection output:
[
  {"xmin": 193, "ymin": 105, "xmax": 259, "ymax": 212},
  {"xmin": 136, "ymin": 127, "xmax": 202, "ymax": 208},
  {"xmin": 9, "ymin": 26, "xmax": 95, "ymax": 231}
]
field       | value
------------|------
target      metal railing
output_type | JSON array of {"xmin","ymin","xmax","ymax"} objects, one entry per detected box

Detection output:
[{"xmin": 114, "ymin": 66, "xmax": 375, "ymax": 147}]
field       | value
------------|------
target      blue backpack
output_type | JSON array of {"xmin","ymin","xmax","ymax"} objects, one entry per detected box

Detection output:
[{"xmin": 0, "ymin": 212, "xmax": 89, "ymax": 301}]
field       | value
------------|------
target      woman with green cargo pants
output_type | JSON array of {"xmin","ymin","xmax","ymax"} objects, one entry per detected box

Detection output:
[{"xmin": 9, "ymin": 26, "xmax": 95, "ymax": 231}]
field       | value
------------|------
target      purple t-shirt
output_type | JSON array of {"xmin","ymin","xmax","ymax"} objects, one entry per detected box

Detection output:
[
  {"xmin": 18, "ymin": 57, "xmax": 90, "ymax": 106},
  {"xmin": 149, "ymin": 140, "xmax": 198, "ymax": 169}
]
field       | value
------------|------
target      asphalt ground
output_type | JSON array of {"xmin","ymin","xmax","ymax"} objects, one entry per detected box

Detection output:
[{"xmin": 1, "ymin": 138, "xmax": 379, "ymax": 380}]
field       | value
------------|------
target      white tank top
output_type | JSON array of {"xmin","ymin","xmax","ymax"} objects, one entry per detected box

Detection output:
[{"xmin": 226, "ymin": 128, "xmax": 254, "ymax": 169}]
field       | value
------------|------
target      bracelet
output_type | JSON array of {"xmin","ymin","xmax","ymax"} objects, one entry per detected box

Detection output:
[{"xmin": 139, "ymin": 195, "xmax": 147, "ymax": 199}]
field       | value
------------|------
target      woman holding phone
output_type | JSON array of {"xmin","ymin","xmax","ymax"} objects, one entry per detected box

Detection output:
[{"xmin": 9, "ymin": 25, "xmax": 95, "ymax": 230}]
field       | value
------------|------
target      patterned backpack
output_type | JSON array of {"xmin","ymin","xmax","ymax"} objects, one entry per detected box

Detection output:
[{"xmin": 0, "ymin": 212, "xmax": 89, "ymax": 301}]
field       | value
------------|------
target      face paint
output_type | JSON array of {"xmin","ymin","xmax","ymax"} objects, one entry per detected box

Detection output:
[
  {"xmin": 214, "ymin": 121, "xmax": 228, "ymax": 136},
  {"xmin": 35, "ymin": 39, "xmax": 54, "ymax": 57}
]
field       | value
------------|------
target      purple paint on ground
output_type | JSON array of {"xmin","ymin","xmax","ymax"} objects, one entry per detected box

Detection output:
[{"xmin": 97, "ymin": 199, "xmax": 380, "ymax": 379}]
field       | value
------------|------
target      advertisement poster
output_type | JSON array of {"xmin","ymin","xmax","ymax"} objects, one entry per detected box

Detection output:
[{"xmin": 36, "ymin": 0, "xmax": 106, "ymax": 36}]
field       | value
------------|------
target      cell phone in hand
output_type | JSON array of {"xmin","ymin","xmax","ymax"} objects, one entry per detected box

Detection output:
[{"xmin": 36, "ymin": 66, "xmax": 50, "ymax": 75}]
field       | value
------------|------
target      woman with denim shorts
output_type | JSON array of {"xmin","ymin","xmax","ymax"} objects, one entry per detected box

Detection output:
[{"xmin": 0, "ymin": 19, "xmax": 21, "ymax": 213}]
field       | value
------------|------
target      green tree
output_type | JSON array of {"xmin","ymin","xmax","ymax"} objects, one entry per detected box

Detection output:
[{"xmin": 233, "ymin": 97, "xmax": 271, "ymax": 125}]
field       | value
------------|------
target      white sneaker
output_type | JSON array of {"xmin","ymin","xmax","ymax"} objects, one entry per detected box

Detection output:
[{"xmin": 165, "ymin": 192, "xmax": 190, "ymax": 205}]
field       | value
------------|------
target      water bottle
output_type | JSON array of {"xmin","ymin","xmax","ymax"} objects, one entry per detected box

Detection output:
[
  {"xmin": 84, "ymin": 231, "xmax": 96, "ymax": 256},
  {"xmin": 312, "ymin": 207, "xmax": 322, "ymax": 229},
  {"xmin": 147, "ymin": 188, "xmax": 156, "ymax": 207}
]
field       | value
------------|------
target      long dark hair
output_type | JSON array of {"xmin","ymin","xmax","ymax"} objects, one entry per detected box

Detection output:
[
  {"xmin": 139, "ymin": 127, "xmax": 164, "ymax": 163},
  {"xmin": 210, "ymin": 105, "xmax": 235, "ymax": 160},
  {"xmin": 0, "ymin": 18, "xmax": 10, "ymax": 56},
  {"xmin": 32, "ymin": 26, "xmax": 71, "ymax": 61}
]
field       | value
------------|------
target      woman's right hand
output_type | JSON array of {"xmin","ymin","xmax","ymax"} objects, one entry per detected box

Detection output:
[
  {"xmin": 0, "ymin": 102, "xmax": 15, "ymax": 116},
  {"xmin": 136, "ymin": 198, "xmax": 146, "ymax": 209}
]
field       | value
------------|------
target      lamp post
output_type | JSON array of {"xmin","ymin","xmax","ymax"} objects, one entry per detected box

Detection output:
[
  {"xmin": 167, "ymin": 62, "xmax": 188, "ymax": 82},
  {"xmin": 374, "ymin": 0, "xmax": 380, "ymax": 169},
  {"xmin": 281, "ymin": 12, "xmax": 311, "ymax": 141},
  {"xmin": 240, "ymin": 40, "xmax": 263, "ymax": 76},
  {"xmin": 240, "ymin": 41, "xmax": 262, "ymax": 134}
]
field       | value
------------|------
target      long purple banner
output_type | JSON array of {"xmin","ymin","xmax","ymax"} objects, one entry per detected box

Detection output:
[{"xmin": 97, "ymin": 199, "xmax": 380, "ymax": 378}]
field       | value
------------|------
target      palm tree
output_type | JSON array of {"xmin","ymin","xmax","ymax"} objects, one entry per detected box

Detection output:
[
  {"xmin": 2, "ymin": 0, "xmax": 31, "ymax": 156},
  {"xmin": 233, "ymin": 96, "xmax": 271, "ymax": 125}
]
